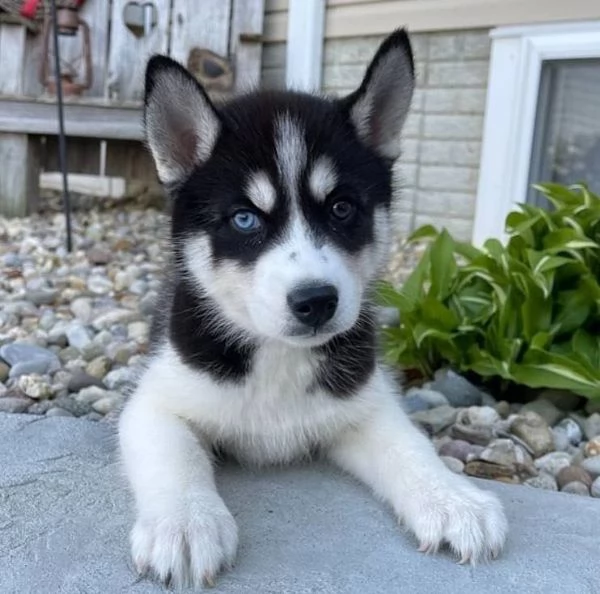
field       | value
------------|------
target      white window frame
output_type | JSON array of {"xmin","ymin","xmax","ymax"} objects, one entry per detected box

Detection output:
[{"xmin": 473, "ymin": 20, "xmax": 600, "ymax": 245}]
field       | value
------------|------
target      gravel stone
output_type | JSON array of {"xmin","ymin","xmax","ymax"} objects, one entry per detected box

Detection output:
[
  {"xmin": 409, "ymin": 405, "xmax": 458, "ymax": 434},
  {"xmin": 510, "ymin": 412, "xmax": 554, "ymax": 458},
  {"xmin": 584, "ymin": 437, "xmax": 600, "ymax": 458},
  {"xmin": 66, "ymin": 322, "xmax": 94, "ymax": 350},
  {"xmin": 0, "ymin": 343, "xmax": 61, "ymax": 378},
  {"xmin": 553, "ymin": 418, "xmax": 583, "ymax": 446},
  {"xmin": 440, "ymin": 456, "xmax": 464, "ymax": 474},
  {"xmin": 428, "ymin": 368, "xmax": 483, "ymax": 407},
  {"xmin": 520, "ymin": 399, "xmax": 564, "ymax": 427},
  {"xmin": 46, "ymin": 407, "xmax": 75, "ymax": 418},
  {"xmin": 0, "ymin": 362, "xmax": 9, "ymax": 382},
  {"xmin": 17, "ymin": 374, "xmax": 53, "ymax": 399},
  {"xmin": 534, "ymin": 452, "xmax": 572, "ymax": 477},
  {"xmin": 67, "ymin": 370, "xmax": 105, "ymax": 392},
  {"xmin": 583, "ymin": 413, "xmax": 600, "ymax": 440},
  {"xmin": 560, "ymin": 481, "xmax": 590, "ymax": 496},
  {"xmin": 0, "ymin": 397, "xmax": 32, "ymax": 413},
  {"xmin": 85, "ymin": 356, "xmax": 111, "ymax": 379},
  {"xmin": 524, "ymin": 472, "xmax": 558, "ymax": 491},
  {"xmin": 556, "ymin": 465, "xmax": 592, "ymax": 489},
  {"xmin": 581, "ymin": 455, "xmax": 600, "ymax": 477}
]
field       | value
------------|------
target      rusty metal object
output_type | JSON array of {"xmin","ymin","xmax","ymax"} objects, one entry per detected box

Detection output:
[
  {"xmin": 187, "ymin": 48, "xmax": 234, "ymax": 93},
  {"xmin": 39, "ymin": 9, "xmax": 92, "ymax": 96}
]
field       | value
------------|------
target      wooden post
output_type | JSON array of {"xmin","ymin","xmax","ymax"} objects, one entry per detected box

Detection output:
[{"xmin": 0, "ymin": 23, "xmax": 40, "ymax": 217}]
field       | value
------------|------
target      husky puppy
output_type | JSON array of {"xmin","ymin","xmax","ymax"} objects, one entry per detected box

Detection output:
[{"xmin": 119, "ymin": 29, "xmax": 507, "ymax": 589}]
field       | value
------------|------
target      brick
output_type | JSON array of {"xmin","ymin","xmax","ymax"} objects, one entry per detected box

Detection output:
[
  {"xmin": 261, "ymin": 42, "xmax": 286, "ymax": 69},
  {"xmin": 423, "ymin": 114, "xmax": 484, "ymax": 140},
  {"xmin": 392, "ymin": 189, "xmax": 415, "ymax": 214},
  {"xmin": 423, "ymin": 89, "xmax": 487, "ymax": 114},
  {"xmin": 429, "ymin": 31, "xmax": 491, "ymax": 61},
  {"xmin": 397, "ymin": 163, "xmax": 418, "ymax": 189},
  {"xmin": 399, "ymin": 138, "xmax": 419, "ymax": 163},
  {"xmin": 419, "ymin": 140, "xmax": 482, "ymax": 167},
  {"xmin": 413, "ymin": 190, "xmax": 476, "ymax": 219},
  {"xmin": 324, "ymin": 37, "xmax": 383, "ymax": 65},
  {"xmin": 323, "ymin": 33, "xmax": 429, "ymax": 65},
  {"xmin": 402, "ymin": 112, "xmax": 422, "ymax": 139},
  {"xmin": 260, "ymin": 68, "xmax": 286, "ymax": 90},
  {"xmin": 414, "ymin": 213, "xmax": 473, "ymax": 241},
  {"xmin": 323, "ymin": 64, "xmax": 365, "ymax": 89},
  {"xmin": 411, "ymin": 88, "xmax": 425, "ymax": 112},
  {"xmin": 418, "ymin": 165, "xmax": 479, "ymax": 193},
  {"xmin": 427, "ymin": 61, "xmax": 489, "ymax": 88}
]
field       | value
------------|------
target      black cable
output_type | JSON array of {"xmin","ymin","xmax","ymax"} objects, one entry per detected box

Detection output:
[{"xmin": 49, "ymin": 0, "xmax": 73, "ymax": 252}]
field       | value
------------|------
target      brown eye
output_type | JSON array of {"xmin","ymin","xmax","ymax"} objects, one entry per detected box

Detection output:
[{"xmin": 330, "ymin": 200, "xmax": 356, "ymax": 222}]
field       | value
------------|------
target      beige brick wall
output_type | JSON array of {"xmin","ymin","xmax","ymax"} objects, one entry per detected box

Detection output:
[{"xmin": 260, "ymin": 29, "xmax": 491, "ymax": 242}]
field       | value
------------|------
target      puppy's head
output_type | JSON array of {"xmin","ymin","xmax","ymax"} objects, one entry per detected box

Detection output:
[{"xmin": 144, "ymin": 29, "xmax": 414, "ymax": 347}]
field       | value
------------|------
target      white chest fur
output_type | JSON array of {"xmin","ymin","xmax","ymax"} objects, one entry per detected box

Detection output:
[{"xmin": 134, "ymin": 342, "xmax": 374, "ymax": 465}]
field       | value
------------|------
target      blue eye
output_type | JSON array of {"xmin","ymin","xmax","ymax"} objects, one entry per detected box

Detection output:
[{"xmin": 231, "ymin": 210, "xmax": 262, "ymax": 233}]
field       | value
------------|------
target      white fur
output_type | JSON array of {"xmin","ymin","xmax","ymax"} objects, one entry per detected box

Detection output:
[
  {"xmin": 120, "ymin": 345, "xmax": 507, "ymax": 588},
  {"xmin": 246, "ymin": 170, "xmax": 276, "ymax": 213},
  {"xmin": 145, "ymin": 69, "xmax": 220, "ymax": 185},
  {"xmin": 274, "ymin": 113, "xmax": 306, "ymax": 202},
  {"xmin": 309, "ymin": 156, "xmax": 338, "ymax": 201},
  {"xmin": 183, "ymin": 217, "xmax": 364, "ymax": 346}
]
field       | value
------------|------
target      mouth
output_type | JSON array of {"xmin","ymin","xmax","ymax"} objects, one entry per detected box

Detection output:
[{"xmin": 282, "ymin": 324, "xmax": 338, "ymax": 346}]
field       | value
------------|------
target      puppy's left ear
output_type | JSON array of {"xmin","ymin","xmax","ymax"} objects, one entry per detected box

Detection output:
[{"xmin": 341, "ymin": 29, "xmax": 415, "ymax": 161}]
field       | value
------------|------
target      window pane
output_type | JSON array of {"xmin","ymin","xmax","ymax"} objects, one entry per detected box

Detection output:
[{"xmin": 527, "ymin": 59, "xmax": 600, "ymax": 207}]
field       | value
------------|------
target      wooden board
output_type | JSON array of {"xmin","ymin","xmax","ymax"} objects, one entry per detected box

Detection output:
[
  {"xmin": 230, "ymin": 0, "xmax": 265, "ymax": 92},
  {"xmin": 0, "ymin": 132, "xmax": 40, "ymax": 216},
  {"xmin": 170, "ymin": 0, "xmax": 232, "ymax": 66},
  {"xmin": 0, "ymin": 23, "xmax": 26, "ymax": 94},
  {"xmin": 107, "ymin": 0, "xmax": 171, "ymax": 102},
  {"xmin": 0, "ymin": 97, "xmax": 143, "ymax": 140},
  {"xmin": 0, "ymin": 23, "xmax": 40, "ymax": 216}
]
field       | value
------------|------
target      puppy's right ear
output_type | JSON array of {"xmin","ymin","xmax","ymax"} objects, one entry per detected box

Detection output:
[{"xmin": 144, "ymin": 55, "xmax": 220, "ymax": 186}]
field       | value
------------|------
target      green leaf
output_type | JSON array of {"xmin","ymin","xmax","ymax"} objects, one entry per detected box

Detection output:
[
  {"xmin": 400, "ymin": 245, "xmax": 431, "ymax": 305},
  {"xmin": 544, "ymin": 228, "xmax": 598, "ymax": 252},
  {"xmin": 511, "ymin": 361, "xmax": 600, "ymax": 399},
  {"xmin": 420, "ymin": 296, "xmax": 459, "ymax": 331},
  {"xmin": 429, "ymin": 230, "xmax": 457, "ymax": 300},
  {"xmin": 375, "ymin": 280, "xmax": 413, "ymax": 312},
  {"xmin": 412, "ymin": 323, "xmax": 453, "ymax": 349},
  {"xmin": 407, "ymin": 224, "xmax": 439, "ymax": 243},
  {"xmin": 572, "ymin": 330, "xmax": 600, "ymax": 369}
]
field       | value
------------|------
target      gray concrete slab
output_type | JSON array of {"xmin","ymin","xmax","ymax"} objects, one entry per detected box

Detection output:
[{"xmin": 0, "ymin": 412, "xmax": 598, "ymax": 594}]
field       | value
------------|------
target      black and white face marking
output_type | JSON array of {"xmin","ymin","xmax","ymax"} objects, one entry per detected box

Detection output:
[{"xmin": 143, "ymin": 29, "xmax": 414, "ymax": 348}]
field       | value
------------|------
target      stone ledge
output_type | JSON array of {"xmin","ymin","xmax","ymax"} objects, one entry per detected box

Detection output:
[{"xmin": 0, "ymin": 413, "xmax": 597, "ymax": 594}]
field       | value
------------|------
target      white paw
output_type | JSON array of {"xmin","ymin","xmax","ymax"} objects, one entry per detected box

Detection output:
[
  {"xmin": 399, "ymin": 478, "xmax": 507, "ymax": 563},
  {"xmin": 130, "ymin": 495, "xmax": 238, "ymax": 589}
]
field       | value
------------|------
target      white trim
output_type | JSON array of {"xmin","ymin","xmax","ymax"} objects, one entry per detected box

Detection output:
[
  {"xmin": 285, "ymin": 0, "xmax": 325, "ymax": 91},
  {"xmin": 473, "ymin": 20, "xmax": 600, "ymax": 245}
]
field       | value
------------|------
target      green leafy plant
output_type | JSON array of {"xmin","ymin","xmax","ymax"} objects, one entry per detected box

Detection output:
[{"xmin": 377, "ymin": 183, "xmax": 600, "ymax": 399}]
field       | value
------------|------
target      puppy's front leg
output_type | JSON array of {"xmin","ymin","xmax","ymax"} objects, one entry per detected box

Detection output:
[
  {"xmin": 119, "ymin": 388, "xmax": 237, "ymax": 588},
  {"xmin": 328, "ymin": 372, "xmax": 507, "ymax": 563}
]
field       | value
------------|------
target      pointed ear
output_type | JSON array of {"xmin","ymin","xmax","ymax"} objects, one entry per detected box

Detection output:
[
  {"xmin": 342, "ymin": 29, "xmax": 415, "ymax": 161},
  {"xmin": 143, "ymin": 55, "xmax": 221, "ymax": 185}
]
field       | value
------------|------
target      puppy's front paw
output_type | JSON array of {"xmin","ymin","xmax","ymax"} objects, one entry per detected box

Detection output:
[
  {"xmin": 400, "ymin": 478, "xmax": 507, "ymax": 563},
  {"xmin": 130, "ymin": 495, "xmax": 238, "ymax": 589}
]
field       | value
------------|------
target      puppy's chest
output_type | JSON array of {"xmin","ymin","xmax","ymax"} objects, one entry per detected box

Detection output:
[{"xmin": 201, "ymin": 346, "xmax": 356, "ymax": 463}]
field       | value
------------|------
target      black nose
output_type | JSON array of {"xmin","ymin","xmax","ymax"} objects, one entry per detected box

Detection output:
[{"xmin": 287, "ymin": 284, "xmax": 339, "ymax": 329}]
